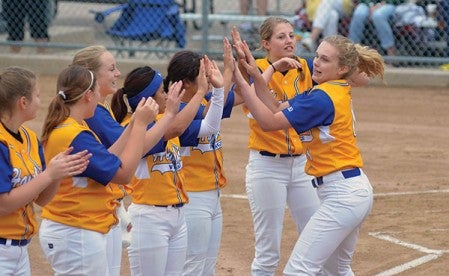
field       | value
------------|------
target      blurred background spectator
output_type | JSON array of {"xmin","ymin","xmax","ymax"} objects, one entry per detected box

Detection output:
[
  {"xmin": 239, "ymin": 0, "xmax": 267, "ymax": 31},
  {"xmin": 348, "ymin": 0, "xmax": 406, "ymax": 58},
  {"xmin": 2, "ymin": 0, "xmax": 53, "ymax": 53},
  {"xmin": 301, "ymin": 0, "xmax": 354, "ymax": 52}
]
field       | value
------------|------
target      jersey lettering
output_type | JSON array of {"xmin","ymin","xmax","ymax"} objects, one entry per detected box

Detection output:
[
  {"xmin": 193, "ymin": 134, "xmax": 222, "ymax": 153},
  {"xmin": 151, "ymin": 143, "xmax": 182, "ymax": 174}
]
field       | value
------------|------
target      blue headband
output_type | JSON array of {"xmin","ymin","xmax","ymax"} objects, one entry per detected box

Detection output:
[{"xmin": 128, "ymin": 71, "xmax": 163, "ymax": 110}]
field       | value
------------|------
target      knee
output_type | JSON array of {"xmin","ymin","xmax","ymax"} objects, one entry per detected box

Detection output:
[{"xmin": 370, "ymin": 11, "xmax": 388, "ymax": 23}]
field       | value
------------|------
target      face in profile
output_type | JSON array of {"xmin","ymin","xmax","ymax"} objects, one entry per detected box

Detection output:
[
  {"xmin": 24, "ymin": 82, "xmax": 41, "ymax": 121},
  {"xmin": 96, "ymin": 51, "xmax": 121, "ymax": 98},
  {"xmin": 312, "ymin": 41, "xmax": 345, "ymax": 84},
  {"xmin": 152, "ymin": 84, "xmax": 167, "ymax": 114}
]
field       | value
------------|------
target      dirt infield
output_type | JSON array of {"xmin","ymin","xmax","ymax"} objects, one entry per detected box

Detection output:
[{"xmin": 26, "ymin": 76, "xmax": 449, "ymax": 275}]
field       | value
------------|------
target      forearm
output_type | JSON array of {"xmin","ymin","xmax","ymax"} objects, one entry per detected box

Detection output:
[
  {"xmin": 164, "ymin": 91, "xmax": 205, "ymax": 139},
  {"xmin": 198, "ymin": 86, "xmax": 224, "ymax": 137},
  {"xmin": 0, "ymin": 171, "xmax": 53, "ymax": 215},
  {"xmin": 109, "ymin": 122, "xmax": 133, "ymax": 155},
  {"xmin": 223, "ymin": 68, "xmax": 233, "ymax": 104},
  {"xmin": 35, "ymin": 178, "xmax": 61, "ymax": 206},
  {"xmin": 142, "ymin": 113, "xmax": 175, "ymax": 153},
  {"xmin": 113, "ymin": 122, "xmax": 147, "ymax": 184},
  {"xmin": 241, "ymin": 86, "xmax": 282, "ymax": 131},
  {"xmin": 253, "ymin": 69, "xmax": 280, "ymax": 112}
]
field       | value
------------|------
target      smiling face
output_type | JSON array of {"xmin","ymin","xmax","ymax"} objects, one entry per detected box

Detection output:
[
  {"xmin": 312, "ymin": 41, "xmax": 348, "ymax": 84},
  {"xmin": 262, "ymin": 22, "xmax": 296, "ymax": 62},
  {"xmin": 95, "ymin": 51, "xmax": 121, "ymax": 100}
]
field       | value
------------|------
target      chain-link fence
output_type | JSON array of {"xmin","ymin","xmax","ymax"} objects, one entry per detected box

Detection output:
[{"xmin": 1, "ymin": 0, "xmax": 448, "ymax": 68}]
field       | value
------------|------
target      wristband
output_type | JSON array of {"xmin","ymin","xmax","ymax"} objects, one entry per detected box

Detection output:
[{"xmin": 271, "ymin": 64, "xmax": 277, "ymax": 72}]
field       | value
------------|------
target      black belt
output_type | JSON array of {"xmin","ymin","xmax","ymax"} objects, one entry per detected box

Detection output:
[
  {"xmin": 312, "ymin": 168, "xmax": 361, "ymax": 188},
  {"xmin": 154, "ymin": 203, "xmax": 184, "ymax": 208},
  {"xmin": 259, "ymin": 151, "xmax": 301, "ymax": 158},
  {"xmin": 0, "ymin": 238, "xmax": 31, "ymax": 246}
]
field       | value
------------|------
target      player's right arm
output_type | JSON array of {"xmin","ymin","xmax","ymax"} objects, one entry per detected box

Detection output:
[{"xmin": 0, "ymin": 147, "xmax": 91, "ymax": 215}]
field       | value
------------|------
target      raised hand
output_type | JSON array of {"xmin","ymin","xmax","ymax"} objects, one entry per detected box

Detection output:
[
  {"xmin": 235, "ymin": 40, "xmax": 259, "ymax": 78},
  {"xmin": 134, "ymin": 97, "xmax": 159, "ymax": 126},
  {"xmin": 231, "ymin": 26, "xmax": 245, "ymax": 61},
  {"xmin": 204, "ymin": 55, "xmax": 224, "ymax": 88},
  {"xmin": 223, "ymin": 37, "xmax": 235, "ymax": 74},
  {"xmin": 46, "ymin": 147, "xmax": 91, "ymax": 180},
  {"xmin": 197, "ymin": 58, "xmax": 209, "ymax": 97},
  {"xmin": 233, "ymin": 60, "xmax": 253, "ymax": 95},
  {"xmin": 165, "ymin": 80, "xmax": 185, "ymax": 116},
  {"xmin": 272, "ymin": 57, "xmax": 303, "ymax": 73}
]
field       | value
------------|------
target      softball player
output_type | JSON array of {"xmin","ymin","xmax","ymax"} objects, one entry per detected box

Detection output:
[
  {"xmin": 71, "ymin": 45, "xmax": 174, "ymax": 275},
  {"xmin": 110, "ymin": 59, "xmax": 225, "ymax": 275},
  {"xmin": 233, "ymin": 35, "xmax": 383, "ymax": 275},
  {"xmin": 0, "ymin": 66, "xmax": 90, "ymax": 276},
  {"xmin": 232, "ymin": 19, "xmax": 321, "ymax": 275},
  {"xmin": 38, "ymin": 65, "xmax": 173, "ymax": 275},
  {"xmin": 161, "ymin": 44, "xmax": 239, "ymax": 275}
]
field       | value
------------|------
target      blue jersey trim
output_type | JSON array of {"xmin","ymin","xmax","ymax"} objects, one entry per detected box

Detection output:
[
  {"xmin": 283, "ymin": 89, "xmax": 335, "ymax": 133},
  {"xmin": 179, "ymin": 120, "xmax": 201, "ymax": 147},
  {"xmin": 0, "ymin": 143, "xmax": 13, "ymax": 193},
  {"xmin": 85, "ymin": 105, "xmax": 124, "ymax": 148},
  {"xmin": 71, "ymin": 131, "xmax": 121, "ymax": 185}
]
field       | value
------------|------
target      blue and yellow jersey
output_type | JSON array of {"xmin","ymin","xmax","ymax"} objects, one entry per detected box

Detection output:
[
  {"xmin": 85, "ymin": 103, "xmax": 138, "ymax": 203},
  {"xmin": 41, "ymin": 117, "xmax": 124, "ymax": 234},
  {"xmin": 244, "ymin": 57, "xmax": 314, "ymax": 155},
  {"xmin": 283, "ymin": 80, "xmax": 364, "ymax": 177},
  {"xmin": 130, "ymin": 114, "xmax": 188, "ymax": 206},
  {"xmin": 181, "ymin": 132, "xmax": 226, "ymax": 192},
  {"xmin": 0, "ymin": 124, "xmax": 44, "ymax": 240},
  {"xmin": 85, "ymin": 102, "xmax": 124, "ymax": 149},
  {"xmin": 181, "ymin": 97, "xmax": 231, "ymax": 192}
]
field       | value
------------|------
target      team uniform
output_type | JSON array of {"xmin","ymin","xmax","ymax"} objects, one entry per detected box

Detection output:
[
  {"xmin": 245, "ymin": 57, "xmax": 321, "ymax": 275},
  {"xmin": 181, "ymin": 92, "xmax": 234, "ymax": 275},
  {"xmin": 0, "ymin": 124, "xmax": 44, "ymax": 275},
  {"xmin": 127, "ymin": 112, "xmax": 200, "ymax": 276},
  {"xmin": 39, "ymin": 117, "xmax": 124, "ymax": 275},
  {"xmin": 85, "ymin": 102, "xmax": 139, "ymax": 275},
  {"xmin": 282, "ymin": 80, "xmax": 374, "ymax": 274}
]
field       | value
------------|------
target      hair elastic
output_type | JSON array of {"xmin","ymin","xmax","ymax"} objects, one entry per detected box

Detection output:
[{"xmin": 58, "ymin": 90, "xmax": 67, "ymax": 100}]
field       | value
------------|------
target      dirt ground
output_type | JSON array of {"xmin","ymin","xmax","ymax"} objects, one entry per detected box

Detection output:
[{"xmin": 26, "ymin": 76, "xmax": 449, "ymax": 275}]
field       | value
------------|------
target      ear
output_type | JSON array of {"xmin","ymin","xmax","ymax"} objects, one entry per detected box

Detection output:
[
  {"xmin": 261, "ymin": 40, "xmax": 270, "ymax": 51},
  {"xmin": 338, "ymin": 65, "xmax": 350, "ymax": 77},
  {"xmin": 84, "ymin": 90, "xmax": 94, "ymax": 102},
  {"xmin": 18, "ymin": 96, "xmax": 29, "ymax": 110}
]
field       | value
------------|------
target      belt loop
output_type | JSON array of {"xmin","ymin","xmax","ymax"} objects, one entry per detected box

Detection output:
[{"xmin": 6, "ymin": 239, "xmax": 12, "ymax": 246}]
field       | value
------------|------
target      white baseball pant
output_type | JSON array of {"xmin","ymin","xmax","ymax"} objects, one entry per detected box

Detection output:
[
  {"xmin": 283, "ymin": 169, "xmax": 373, "ymax": 275},
  {"xmin": 246, "ymin": 150, "xmax": 321, "ymax": 275},
  {"xmin": 127, "ymin": 203, "xmax": 187, "ymax": 276},
  {"xmin": 183, "ymin": 189, "xmax": 223, "ymax": 275}
]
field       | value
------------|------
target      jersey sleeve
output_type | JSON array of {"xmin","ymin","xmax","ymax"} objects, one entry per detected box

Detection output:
[
  {"xmin": 143, "ymin": 122, "xmax": 167, "ymax": 156},
  {"xmin": 70, "ymin": 131, "xmax": 121, "ymax": 185},
  {"xmin": 179, "ymin": 120, "xmax": 201, "ymax": 147},
  {"xmin": 282, "ymin": 89, "xmax": 335, "ymax": 134},
  {"xmin": 222, "ymin": 90, "xmax": 235, "ymax": 119},
  {"xmin": 85, "ymin": 105, "xmax": 124, "ymax": 148},
  {"xmin": 0, "ymin": 143, "xmax": 13, "ymax": 193},
  {"xmin": 38, "ymin": 141, "xmax": 46, "ymax": 171}
]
